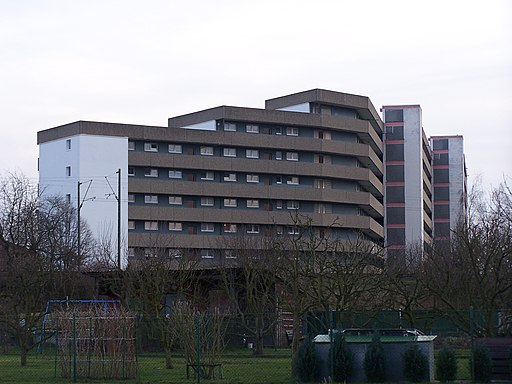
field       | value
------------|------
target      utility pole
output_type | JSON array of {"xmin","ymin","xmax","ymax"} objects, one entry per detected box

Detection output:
[
  {"xmin": 77, "ymin": 180, "xmax": 94, "ymax": 264},
  {"xmin": 77, "ymin": 181, "xmax": 81, "ymax": 262},
  {"xmin": 117, "ymin": 168, "xmax": 121, "ymax": 270}
]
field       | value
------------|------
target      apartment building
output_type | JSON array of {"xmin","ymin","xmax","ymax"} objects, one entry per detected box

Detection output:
[
  {"xmin": 429, "ymin": 135, "xmax": 467, "ymax": 244},
  {"xmin": 381, "ymin": 105, "xmax": 434, "ymax": 259},
  {"xmin": 37, "ymin": 89, "xmax": 385, "ymax": 266}
]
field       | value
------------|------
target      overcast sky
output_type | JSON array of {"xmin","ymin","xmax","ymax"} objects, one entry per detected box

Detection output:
[{"xmin": 1, "ymin": 0, "xmax": 510, "ymax": 191}]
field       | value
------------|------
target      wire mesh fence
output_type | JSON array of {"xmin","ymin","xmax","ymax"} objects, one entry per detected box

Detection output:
[{"xmin": 1, "ymin": 309, "xmax": 511, "ymax": 383}]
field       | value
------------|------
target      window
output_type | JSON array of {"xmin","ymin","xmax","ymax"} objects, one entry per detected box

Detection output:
[
  {"xmin": 246, "ymin": 174, "xmax": 259, "ymax": 183},
  {"xmin": 275, "ymin": 151, "xmax": 282, "ymax": 160},
  {"xmin": 223, "ymin": 198, "xmax": 237, "ymax": 207},
  {"xmin": 128, "ymin": 141, "xmax": 135, "ymax": 151},
  {"xmin": 201, "ymin": 249, "xmax": 215, "ymax": 259},
  {"xmin": 276, "ymin": 226, "xmax": 283, "ymax": 235},
  {"xmin": 247, "ymin": 224, "xmax": 260, "ymax": 234},
  {"xmin": 168, "ymin": 222, "xmax": 183, "ymax": 231},
  {"xmin": 168, "ymin": 144, "xmax": 182, "ymax": 153},
  {"xmin": 144, "ymin": 142, "xmax": 158, "ymax": 152},
  {"xmin": 276, "ymin": 200, "xmax": 283, "ymax": 209},
  {"xmin": 247, "ymin": 199, "xmax": 259, "ymax": 208},
  {"xmin": 201, "ymin": 171, "xmax": 214, "ymax": 180},
  {"xmin": 314, "ymin": 179, "xmax": 326, "ymax": 189},
  {"xmin": 287, "ymin": 176, "xmax": 299, "ymax": 185},
  {"xmin": 66, "ymin": 194, "xmax": 71, "ymax": 204},
  {"xmin": 286, "ymin": 127, "xmax": 299, "ymax": 136},
  {"xmin": 223, "ymin": 173, "xmax": 237, "ymax": 182},
  {"xmin": 128, "ymin": 221, "xmax": 135, "ymax": 230},
  {"xmin": 288, "ymin": 226, "xmax": 299, "ymax": 235},
  {"xmin": 201, "ymin": 223, "xmax": 214, "ymax": 232},
  {"xmin": 223, "ymin": 223, "xmax": 237, "ymax": 233},
  {"xmin": 200, "ymin": 146, "xmax": 214, "ymax": 155},
  {"xmin": 66, "ymin": 139, "xmax": 71, "ymax": 150},
  {"xmin": 276, "ymin": 176, "xmax": 283, "ymax": 184},
  {"xmin": 246, "ymin": 149, "xmax": 259, "ymax": 159},
  {"xmin": 224, "ymin": 122, "xmax": 236, "ymax": 132},
  {"xmin": 128, "ymin": 167, "xmax": 135, "ymax": 176},
  {"xmin": 144, "ymin": 168, "xmax": 158, "ymax": 177},
  {"xmin": 246, "ymin": 124, "xmax": 259, "ymax": 133},
  {"xmin": 224, "ymin": 250, "xmax": 236, "ymax": 259},
  {"xmin": 201, "ymin": 197, "xmax": 214, "ymax": 206},
  {"xmin": 128, "ymin": 194, "xmax": 135, "ymax": 203},
  {"xmin": 169, "ymin": 249, "xmax": 182, "ymax": 258},
  {"xmin": 223, "ymin": 148, "xmax": 236, "ymax": 157},
  {"xmin": 144, "ymin": 221, "xmax": 158, "ymax": 231},
  {"xmin": 286, "ymin": 152, "xmax": 299, "ymax": 161},
  {"xmin": 168, "ymin": 170, "xmax": 182, "ymax": 179},
  {"xmin": 144, "ymin": 248, "xmax": 156, "ymax": 258},
  {"xmin": 127, "ymin": 248, "xmax": 135, "ymax": 258},
  {"xmin": 385, "ymin": 126, "xmax": 394, "ymax": 134},
  {"xmin": 275, "ymin": 127, "xmax": 282, "ymax": 135},
  {"xmin": 287, "ymin": 201, "xmax": 299, "ymax": 210},
  {"xmin": 66, "ymin": 166, "xmax": 71, "ymax": 177},
  {"xmin": 385, "ymin": 109, "xmax": 404, "ymax": 123},
  {"xmin": 315, "ymin": 204, "xmax": 327, "ymax": 214},
  {"xmin": 168, "ymin": 196, "xmax": 182, "ymax": 205},
  {"xmin": 145, "ymin": 195, "xmax": 158, "ymax": 204}
]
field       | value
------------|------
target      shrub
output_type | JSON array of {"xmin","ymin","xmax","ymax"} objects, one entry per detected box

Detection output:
[
  {"xmin": 509, "ymin": 345, "xmax": 512, "ymax": 372},
  {"xmin": 403, "ymin": 345, "xmax": 428, "ymax": 382},
  {"xmin": 295, "ymin": 337, "xmax": 320, "ymax": 382},
  {"xmin": 470, "ymin": 344, "xmax": 492, "ymax": 383},
  {"xmin": 436, "ymin": 344, "xmax": 457, "ymax": 382},
  {"xmin": 329, "ymin": 333, "xmax": 353, "ymax": 382},
  {"xmin": 364, "ymin": 332, "xmax": 386, "ymax": 382}
]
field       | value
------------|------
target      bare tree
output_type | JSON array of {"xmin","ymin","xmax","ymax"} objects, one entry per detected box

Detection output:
[
  {"xmin": 0, "ymin": 173, "xmax": 94, "ymax": 365},
  {"xmin": 422, "ymin": 180, "xmax": 512, "ymax": 335},
  {"xmin": 121, "ymin": 245, "xmax": 202, "ymax": 369},
  {"xmin": 307, "ymin": 232, "xmax": 386, "ymax": 328},
  {"xmin": 272, "ymin": 213, "xmax": 325, "ymax": 364},
  {"xmin": 219, "ymin": 234, "xmax": 279, "ymax": 355}
]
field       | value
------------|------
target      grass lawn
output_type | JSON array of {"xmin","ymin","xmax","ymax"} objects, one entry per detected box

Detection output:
[{"xmin": 0, "ymin": 348, "xmax": 296, "ymax": 384}]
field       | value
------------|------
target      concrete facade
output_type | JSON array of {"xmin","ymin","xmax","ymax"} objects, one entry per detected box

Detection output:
[
  {"xmin": 39, "ymin": 133, "xmax": 129, "ymax": 267},
  {"xmin": 38, "ymin": 89, "xmax": 385, "ymax": 265},
  {"xmin": 430, "ymin": 135, "xmax": 467, "ymax": 243},
  {"xmin": 381, "ymin": 105, "xmax": 433, "ymax": 259}
]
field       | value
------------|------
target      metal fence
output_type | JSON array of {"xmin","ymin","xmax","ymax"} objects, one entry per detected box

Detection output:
[{"xmin": 1, "ymin": 310, "xmax": 511, "ymax": 383}]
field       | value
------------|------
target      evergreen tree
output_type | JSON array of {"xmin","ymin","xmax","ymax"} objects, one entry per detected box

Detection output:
[
  {"xmin": 294, "ymin": 337, "xmax": 320, "ymax": 382},
  {"xmin": 403, "ymin": 345, "xmax": 428, "ymax": 382},
  {"xmin": 364, "ymin": 332, "xmax": 386, "ymax": 382},
  {"xmin": 329, "ymin": 333, "xmax": 353, "ymax": 382},
  {"xmin": 436, "ymin": 344, "xmax": 457, "ymax": 382}
]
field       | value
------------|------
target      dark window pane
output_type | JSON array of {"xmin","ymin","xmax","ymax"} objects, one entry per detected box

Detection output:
[
  {"xmin": 386, "ymin": 165, "xmax": 405, "ymax": 182},
  {"xmin": 387, "ymin": 207, "xmax": 405, "ymax": 224},
  {"xmin": 434, "ymin": 204, "xmax": 450, "ymax": 220},
  {"xmin": 386, "ymin": 186, "xmax": 405, "ymax": 203},
  {"xmin": 434, "ymin": 169, "xmax": 449, "ymax": 183},
  {"xmin": 434, "ymin": 186, "xmax": 449, "ymax": 201},
  {"xmin": 386, "ymin": 144, "xmax": 404, "ymax": 161},
  {"xmin": 434, "ymin": 222, "xmax": 450, "ymax": 237},
  {"xmin": 432, "ymin": 139, "xmax": 448, "ymax": 150},
  {"xmin": 387, "ymin": 228, "xmax": 405, "ymax": 245},
  {"xmin": 385, "ymin": 125, "xmax": 404, "ymax": 140},
  {"xmin": 385, "ymin": 109, "xmax": 403, "ymax": 123}
]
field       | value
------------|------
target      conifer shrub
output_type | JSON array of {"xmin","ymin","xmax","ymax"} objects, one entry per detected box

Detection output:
[
  {"xmin": 364, "ymin": 332, "xmax": 386, "ymax": 382},
  {"xmin": 436, "ymin": 344, "xmax": 457, "ymax": 382},
  {"xmin": 329, "ymin": 333, "xmax": 353, "ymax": 382},
  {"xmin": 470, "ymin": 344, "xmax": 492, "ymax": 383},
  {"xmin": 295, "ymin": 337, "xmax": 320, "ymax": 382},
  {"xmin": 508, "ymin": 345, "xmax": 512, "ymax": 372},
  {"xmin": 403, "ymin": 344, "xmax": 428, "ymax": 382}
]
